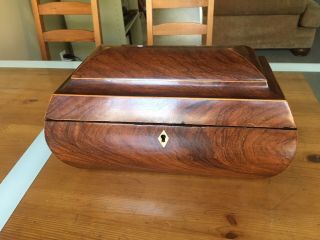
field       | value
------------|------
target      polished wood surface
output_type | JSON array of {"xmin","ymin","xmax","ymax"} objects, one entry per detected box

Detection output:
[
  {"xmin": 45, "ymin": 121, "xmax": 297, "ymax": 177},
  {"xmin": 64, "ymin": 46, "xmax": 283, "ymax": 99},
  {"xmin": 146, "ymin": 0, "xmax": 214, "ymax": 45},
  {"xmin": 45, "ymin": 46, "xmax": 296, "ymax": 177},
  {"xmin": 46, "ymin": 95, "xmax": 295, "ymax": 128},
  {"xmin": 71, "ymin": 46, "xmax": 264, "ymax": 80},
  {"xmin": 31, "ymin": 0, "xmax": 102, "ymax": 60},
  {"xmin": 0, "ymin": 69, "xmax": 320, "ymax": 239}
]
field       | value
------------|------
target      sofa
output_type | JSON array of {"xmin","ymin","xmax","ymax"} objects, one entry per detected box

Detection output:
[
  {"xmin": 212, "ymin": 0, "xmax": 320, "ymax": 55},
  {"xmin": 149, "ymin": 0, "xmax": 320, "ymax": 55}
]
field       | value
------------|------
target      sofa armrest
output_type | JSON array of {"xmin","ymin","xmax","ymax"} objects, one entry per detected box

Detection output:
[{"xmin": 300, "ymin": 0, "xmax": 320, "ymax": 28}]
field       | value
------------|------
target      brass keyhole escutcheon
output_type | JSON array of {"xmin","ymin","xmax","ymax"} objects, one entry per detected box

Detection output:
[{"xmin": 158, "ymin": 130, "xmax": 169, "ymax": 148}]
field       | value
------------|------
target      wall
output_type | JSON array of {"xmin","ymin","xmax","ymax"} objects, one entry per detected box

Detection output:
[{"xmin": 0, "ymin": 0, "xmax": 68, "ymax": 60}]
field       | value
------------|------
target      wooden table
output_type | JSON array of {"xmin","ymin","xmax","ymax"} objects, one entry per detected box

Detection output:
[{"xmin": 0, "ymin": 69, "xmax": 320, "ymax": 240}]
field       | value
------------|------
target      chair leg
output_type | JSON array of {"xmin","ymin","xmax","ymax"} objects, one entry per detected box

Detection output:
[{"xmin": 290, "ymin": 48, "xmax": 311, "ymax": 56}]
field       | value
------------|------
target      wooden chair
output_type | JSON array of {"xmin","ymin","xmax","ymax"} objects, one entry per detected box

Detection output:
[
  {"xmin": 31, "ymin": 0, "xmax": 102, "ymax": 60},
  {"xmin": 146, "ymin": 0, "xmax": 214, "ymax": 46}
]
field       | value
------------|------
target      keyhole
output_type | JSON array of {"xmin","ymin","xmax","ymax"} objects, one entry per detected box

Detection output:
[
  {"xmin": 158, "ymin": 130, "xmax": 169, "ymax": 148},
  {"xmin": 161, "ymin": 134, "xmax": 166, "ymax": 143}
]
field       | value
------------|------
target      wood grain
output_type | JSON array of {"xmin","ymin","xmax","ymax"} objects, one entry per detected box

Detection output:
[
  {"xmin": 64, "ymin": 46, "xmax": 285, "ymax": 99},
  {"xmin": 44, "ymin": 46, "xmax": 297, "ymax": 177},
  {"xmin": 71, "ymin": 46, "xmax": 265, "ymax": 81},
  {"xmin": 45, "ymin": 121, "xmax": 297, "ymax": 177},
  {"xmin": 0, "ymin": 70, "xmax": 320, "ymax": 239},
  {"xmin": 46, "ymin": 95, "xmax": 296, "ymax": 129},
  {"xmin": 0, "ymin": 68, "xmax": 72, "ymax": 181}
]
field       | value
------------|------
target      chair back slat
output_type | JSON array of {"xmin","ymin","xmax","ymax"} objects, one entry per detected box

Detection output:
[
  {"xmin": 153, "ymin": 23, "xmax": 207, "ymax": 36},
  {"xmin": 146, "ymin": 0, "xmax": 214, "ymax": 46},
  {"xmin": 152, "ymin": 0, "xmax": 209, "ymax": 9},
  {"xmin": 38, "ymin": 2, "xmax": 92, "ymax": 15},
  {"xmin": 43, "ymin": 29, "xmax": 95, "ymax": 42}
]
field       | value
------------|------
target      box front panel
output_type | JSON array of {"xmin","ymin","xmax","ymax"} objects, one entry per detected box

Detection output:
[{"xmin": 45, "ymin": 121, "xmax": 297, "ymax": 177}]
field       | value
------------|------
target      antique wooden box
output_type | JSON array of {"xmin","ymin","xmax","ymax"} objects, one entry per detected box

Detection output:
[{"xmin": 45, "ymin": 46, "xmax": 297, "ymax": 177}]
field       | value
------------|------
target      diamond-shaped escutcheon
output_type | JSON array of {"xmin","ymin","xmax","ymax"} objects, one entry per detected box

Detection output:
[{"xmin": 158, "ymin": 130, "xmax": 169, "ymax": 148}]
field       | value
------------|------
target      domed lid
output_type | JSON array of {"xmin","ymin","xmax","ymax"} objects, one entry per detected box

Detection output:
[{"xmin": 57, "ymin": 45, "xmax": 284, "ymax": 99}]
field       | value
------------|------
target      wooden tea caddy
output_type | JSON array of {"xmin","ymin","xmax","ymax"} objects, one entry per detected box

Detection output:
[{"xmin": 44, "ymin": 46, "xmax": 297, "ymax": 177}]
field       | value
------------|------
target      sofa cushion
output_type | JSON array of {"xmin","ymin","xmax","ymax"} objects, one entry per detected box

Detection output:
[
  {"xmin": 300, "ymin": 0, "xmax": 320, "ymax": 28},
  {"xmin": 213, "ymin": 15, "xmax": 316, "ymax": 49},
  {"xmin": 215, "ymin": 0, "xmax": 308, "ymax": 16}
]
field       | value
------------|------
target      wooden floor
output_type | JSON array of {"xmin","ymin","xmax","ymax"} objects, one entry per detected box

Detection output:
[{"xmin": 0, "ymin": 69, "xmax": 320, "ymax": 239}]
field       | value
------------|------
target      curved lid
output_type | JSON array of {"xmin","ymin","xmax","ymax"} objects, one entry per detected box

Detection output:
[
  {"xmin": 73, "ymin": 46, "xmax": 265, "ymax": 81},
  {"xmin": 48, "ymin": 46, "xmax": 296, "ymax": 129},
  {"xmin": 57, "ymin": 46, "xmax": 284, "ymax": 99}
]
